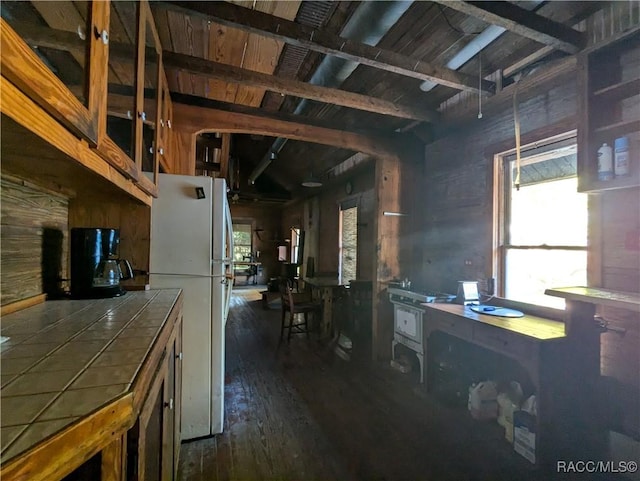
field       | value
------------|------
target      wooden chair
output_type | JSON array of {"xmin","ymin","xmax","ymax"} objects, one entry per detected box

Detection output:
[{"xmin": 279, "ymin": 278, "xmax": 321, "ymax": 342}]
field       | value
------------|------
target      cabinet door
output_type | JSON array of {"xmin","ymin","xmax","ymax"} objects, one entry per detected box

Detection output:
[
  {"xmin": 157, "ymin": 73, "xmax": 172, "ymax": 174},
  {"xmin": 100, "ymin": 0, "xmax": 139, "ymax": 179},
  {"xmin": 134, "ymin": 1, "xmax": 162, "ymax": 189},
  {"xmin": 162, "ymin": 343, "xmax": 176, "ymax": 481},
  {"xmin": 95, "ymin": 0, "xmax": 156, "ymax": 197},
  {"xmin": 144, "ymin": 386, "xmax": 164, "ymax": 481},
  {"xmin": 0, "ymin": 0, "xmax": 107, "ymax": 143},
  {"xmin": 173, "ymin": 324, "xmax": 183, "ymax": 479},
  {"xmin": 133, "ymin": 373, "xmax": 165, "ymax": 481}
]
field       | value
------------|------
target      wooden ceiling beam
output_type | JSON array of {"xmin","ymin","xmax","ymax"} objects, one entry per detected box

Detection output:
[
  {"xmin": 157, "ymin": 1, "xmax": 495, "ymax": 93},
  {"xmin": 433, "ymin": 1, "xmax": 585, "ymax": 54},
  {"xmin": 219, "ymin": 133, "xmax": 231, "ymax": 181},
  {"xmin": 12, "ymin": 21, "xmax": 440, "ymax": 123},
  {"xmin": 162, "ymin": 52, "xmax": 439, "ymax": 123},
  {"xmin": 171, "ymin": 100, "xmax": 398, "ymax": 160}
]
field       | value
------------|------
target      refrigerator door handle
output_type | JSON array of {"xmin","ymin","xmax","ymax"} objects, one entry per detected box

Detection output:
[{"xmin": 149, "ymin": 272, "xmax": 229, "ymax": 279}]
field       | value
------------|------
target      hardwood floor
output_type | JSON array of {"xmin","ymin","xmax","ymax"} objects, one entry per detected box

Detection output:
[{"xmin": 178, "ymin": 289, "xmax": 621, "ymax": 481}]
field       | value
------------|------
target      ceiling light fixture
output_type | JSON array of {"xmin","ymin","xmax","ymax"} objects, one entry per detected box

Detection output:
[{"xmin": 301, "ymin": 172, "xmax": 323, "ymax": 188}]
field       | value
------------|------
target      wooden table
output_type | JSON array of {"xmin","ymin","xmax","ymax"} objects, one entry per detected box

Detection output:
[
  {"xmin": 233, "ymin": 262, "xmax": 262, "ymax": 285},
  {"xmin": 302, "ymin": 277, "xmax": 345, "ymax": 337}
]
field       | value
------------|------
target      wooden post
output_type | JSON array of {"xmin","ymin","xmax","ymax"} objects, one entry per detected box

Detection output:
[{"xmin": 372, "ymin": 154, "xmax": 402, "ymax": 360}]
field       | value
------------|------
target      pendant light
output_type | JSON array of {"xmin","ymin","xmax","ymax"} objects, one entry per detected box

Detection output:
[
  {"xmin": 301, "ymin": 161, "xmax": 323, "ymax": 188},
  {"xmin": 301, "ymin": 174, "xmax": 323, "ymax": 188}
]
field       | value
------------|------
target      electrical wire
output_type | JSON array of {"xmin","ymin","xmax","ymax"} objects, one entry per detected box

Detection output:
[
  {"xmin": 436, "ymin": 4, "xmax": 483, "ymax": 36},
  {"xmin": 478, "ymin": 52, "xmax": 483, "ymax": 119}
]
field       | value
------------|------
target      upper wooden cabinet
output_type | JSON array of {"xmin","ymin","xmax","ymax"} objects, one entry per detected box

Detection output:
[
  {"xmin": 577, "ymin": 28, "xmax": 640, "ymax": 193},
  {"xmin": 1, "ymin": 1, "xmax": 105, "ymax": 144},
  {"xmin": 0, "ymin": 0, "xmax": 168, "ymax": 198}
]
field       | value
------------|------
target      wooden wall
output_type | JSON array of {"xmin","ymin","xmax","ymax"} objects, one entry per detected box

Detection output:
[
  {"xmin": 0, "ymin": 175, "xmax": 69, "ymax": 305},
  {"xmin": 68, "ymin": 199, "xmax": 151, "ymax": 289},
  {"xmin": 281, "ymin": 166, "xmax": 376, "ymax": 281},
  {"xmin": 419, "ymin": 80, "xmax": 577, "ymax": 294},
  {"xmin": 420, "ymin": 68, "xmax": 639, "ymax": 437},
  {"xmin": 168, "ymin": 128, "xmax": 196, "ymax": 175}
]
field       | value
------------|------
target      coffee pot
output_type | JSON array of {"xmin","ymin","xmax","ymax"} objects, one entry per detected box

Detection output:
[{"xmin": 70, "ymin": 228, "xmax": 133, "ymax": 299}]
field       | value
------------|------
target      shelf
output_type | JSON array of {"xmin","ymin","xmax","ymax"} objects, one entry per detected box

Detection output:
[
  {"xmin": 578, "ymin": 29, "xmax": 639, "ymax": 193},
  {"xmin": 593, "ymin": 118, "xmax": 640, "ymax": 138},
  {"xmin": 0, "ymin": 77, "xmax": 151, "ymax": 206},
  {"xmin": 579, "ymin": 172, "xmax": 640, "ymax": 193},
  {"xmin": 592, "ymin": 78, "xmax": 640, "ymax": 104},
  {"xmin": 545, "ymin": 287, "xmax": 640, "ymax": 312}
]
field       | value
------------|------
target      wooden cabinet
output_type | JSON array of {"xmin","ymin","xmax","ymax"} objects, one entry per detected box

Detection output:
[
  {"xmin": 0, "ymin": 290, "xmax": 183, "ymax": 481},
  {"xmin": 577, "ymin": 28, "xmax": 640, "ymax": 192},
  {"xmin": 129, "ymin": 309, "xmax": 182, "ymax": 481},
  {"xmin": 0, "ymin": 0, "xmax": 172, "ymax": 200},
  {"xmin": 0, "ymin": 1, "xmax": 105, "ymax": 144}
]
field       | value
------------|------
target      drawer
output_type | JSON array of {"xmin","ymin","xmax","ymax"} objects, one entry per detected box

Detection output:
[
  {"xmin": 427, "ymin": 315, "xmax": 473, "ymax": 340},
  {"xmin": 472, "ymin": 325, "xmax": 533, "ymax": 359}
]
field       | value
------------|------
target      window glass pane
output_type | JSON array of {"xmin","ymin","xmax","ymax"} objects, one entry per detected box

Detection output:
[
  {"xmin": 232, "ymin": 224, "xmax": 252, "ymax": 262},
  {"xmin": 509, "ymin": 176, "xmax": 587, "ymax": 246},
  {"xmin": 340, "ymin": 207, "xmax": 357, "ymax": 283},
  {"xmin": 505, "ymin": 249, "xmax": 587, "ymax": 308},
  {"xmin": 233, "ymin": 246, "xmax": 252, "ymax": 262},
  {"xmin": 233, "ymin": 224, "xmax": 252, "ymax": 245}
]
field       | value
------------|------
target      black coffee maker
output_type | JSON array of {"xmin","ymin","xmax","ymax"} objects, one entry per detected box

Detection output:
[{"xmin": 70, "ymin": 228, "xmax": 133, "ymax": 299}]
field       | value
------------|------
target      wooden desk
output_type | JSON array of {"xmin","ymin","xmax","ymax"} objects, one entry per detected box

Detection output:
[
  {"xmin": 422, "ymin": 304, "xmax": 566, "ymax": 388},
  {"xmin": 421, "ymin": 303, "xmax": 568, "ymax": 466},
  {"xmin": 233, "ymin": 262, "xmax": 262, "ymax": 285},
  {"xmin": 303, "ymin": 277, "xmax": 345, "ymax": 337}
]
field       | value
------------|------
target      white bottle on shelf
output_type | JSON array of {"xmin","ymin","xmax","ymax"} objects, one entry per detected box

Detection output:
[
  {"xmin": 614, "ymin": 136, "xmax": 629, "ymax": 177},
  {"xmin": 597, "ymin": 143, "xmax": 613, "ymax": 181}
]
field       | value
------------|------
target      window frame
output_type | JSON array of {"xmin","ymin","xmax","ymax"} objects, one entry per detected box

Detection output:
[{"xmin": 493, "ymin": 130, "xmax": 587, "ymax": 303}]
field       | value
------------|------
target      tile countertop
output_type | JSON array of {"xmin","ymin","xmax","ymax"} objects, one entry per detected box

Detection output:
[{"xmin": 0, "ymin": 289, "xmax": 182, "ymax": 464}]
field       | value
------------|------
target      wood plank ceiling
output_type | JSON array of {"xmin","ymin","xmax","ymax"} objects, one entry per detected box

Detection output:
[
  {"xmin": 153, "ymin": 0, "xmax": 301, "ymax": 107},
  {"xmin": 151, "ymin": 0, "xmax": 599, "ymax": 201},
  {"xmin": 2, "ymin": 0, "xmax": 611, "ymax": 202}
]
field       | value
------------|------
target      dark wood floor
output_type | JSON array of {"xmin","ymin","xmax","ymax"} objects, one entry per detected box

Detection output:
[{"xmin": 178, "ymin": 289, "xmax": 621, "ymax": 481}]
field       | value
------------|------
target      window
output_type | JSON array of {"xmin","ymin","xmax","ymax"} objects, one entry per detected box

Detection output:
[
  {"xmin": 339, "ymin": 200, "xmax": 358, "ymax": 284},
  {"xmin": 291, "ymin": 228, "xmax": 301, "ymax": 266},
  {"xmin": 496, "ymin": 133, "xmax": 587, "ymax": 309},
  {"xmin": 232, "ymin": 223, "xmax": 252, "ymax": 262}
]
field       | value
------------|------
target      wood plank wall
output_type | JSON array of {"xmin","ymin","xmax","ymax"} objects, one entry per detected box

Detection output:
[
  {"xmin": 420, "ymin": 71, "xmax": 639, "ymax": 437},
  {"xmin": 68, "ymin": 199, "xmax": 151, "ymax": 290},
  {"xmin": 281, "ymin": 167, "xmax": 376, "ymax": 281},
  {"xmin": 0, "ymin": 175, "xmax": 69, "ymax": 305},
  {"xmin": 167, "ymin": 128, "xmax": 196, "ymax": 175},
  {"xmin": 419, "ymin": 80, "xmax": 577, "ymax": 294}
]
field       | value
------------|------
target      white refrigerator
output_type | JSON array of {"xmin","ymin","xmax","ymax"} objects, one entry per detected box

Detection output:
[{"xmin": 149, "ymin": 173, "xmax": 233, "ymax": 439}]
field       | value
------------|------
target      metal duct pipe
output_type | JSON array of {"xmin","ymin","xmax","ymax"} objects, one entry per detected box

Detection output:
[
  {"xmin": 248, "ymin": 1, "xmax": 413, "ymax": 185},
  {"xmin": 419, "ymin": 0, "xmax": 544, "ymax": 92}
]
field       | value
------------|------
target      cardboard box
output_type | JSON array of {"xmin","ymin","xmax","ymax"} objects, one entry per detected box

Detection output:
[{"xmin": 513, "ymin": 410, "xmax": 536, "ymax": 464}]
